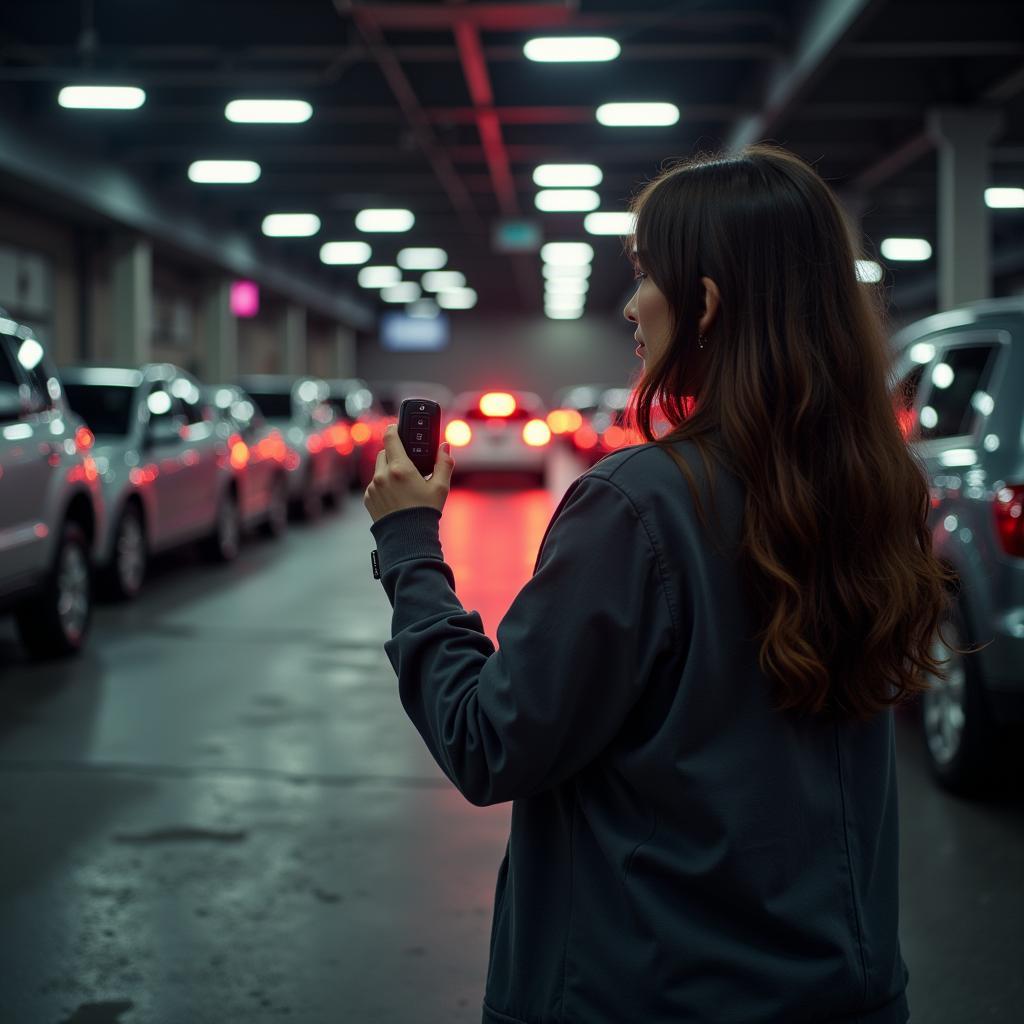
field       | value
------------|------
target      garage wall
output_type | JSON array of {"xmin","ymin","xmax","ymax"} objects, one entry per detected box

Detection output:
[{"xmin": 355, "ymin": 310, "xmax": 641, "ymax": 408}]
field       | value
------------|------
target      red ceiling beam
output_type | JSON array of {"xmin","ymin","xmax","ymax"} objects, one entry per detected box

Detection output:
[{"xmin": 454, "ymin": 21, "xmax": 519, "ymax": 218}]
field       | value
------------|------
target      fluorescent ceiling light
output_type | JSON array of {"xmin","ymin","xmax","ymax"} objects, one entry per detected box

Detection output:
[
  {"xmin": 584, "ymin": 212, "xmax": 636, "ymax": 236},
  {"xmin": 397, "ymin": 247, "xmax": 447, "ymax": 270},
  {"xmin": 543, "ymin": 262, "xmax": 592, "ymax": 280},
  {"xmin": 855, "ymin": 259, "xmax": 883, "ymax": 283},
  {"xmin": 524, "ymin": 37, "xmax": 620, "ymax": 62},
  {"xmin": 188, "ymin": 160, "xmax": 261, "ymax": 184},
  {"xmin": 541, "ymin": 241, "xmax": 594, "ymax": 265},
  {"xmin": 262, "ymin": 213, "xmax": 320, "ymax": 237},
  {"xmin": 407, "ymin": 299, "xmax": 441, "ymax": 319},
  {"xmin": 436, "ymin": 288, "xmax": 477, "ymax": 310},
  {"xmin": 320, "ymin": 241, "xmax": 372, "ymax": 265},
  {"xmin": 533, "ymin": 164, "xmax": 603, "ymax": 188},
  {"xmin": 545, "ymin": 277, "xmax": 589, "ymax": 295},
  {"xmin": 225, "ymin": 99, "xmax": 312, "ymax": 123},
  {"xmin": 58, "ymin": 85, "xmax": 145, "ymax": 110},
  {"xmin": 985, "ymin": 187, "xmax": 1024, "ymax": 209},
  {"xmin": 546, "ymin": 308, "xmax": 584, "ymax": 319},
  {"xmin": 358, "ymin": 266, "xmax": 401, "ymax": 289},
  {"xmin": 908, "ymin": 342, "xmax": 935, "ymax": 365},
  {"xmin": 596, "ymin": 102, "xmax": 679, "ymax": 127},
  {"xmin": 535, "ymin": 189, "xmax": 601, "ymax": 213},
  {"xmin": 422, "ymin": 270, "xmax": 466, "ymax": 291},
  {"xmin": 880, "ymin": 237, "xmax": 931, "ymax": 261},
  {"xmin": 381, "ymin": 283, "xmax": 422, "ymax": 304},
  {"xmin": 545, "ymin": 293, "xmax": 586, "ymax": 310},
  {"xmin": 355, "ymin": 208, "xmax": 415, "ymax": 233}
]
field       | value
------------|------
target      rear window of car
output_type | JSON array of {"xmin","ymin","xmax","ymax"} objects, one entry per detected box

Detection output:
[
  {"xmin": 246, "ymin": 391, "xmax": 293, "ymax": 419},
  {"xmin": 919, "ymin": 344, "xmax": 998, "ymax": 440},
  {"xmin": 63, "ymin": 382, "xmax": 135, "ymax": 435}
]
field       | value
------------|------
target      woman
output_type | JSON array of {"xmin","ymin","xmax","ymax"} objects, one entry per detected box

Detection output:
[{"xmin": 364, "ymin": 145, "xmax": 963, "ymax": 1023}]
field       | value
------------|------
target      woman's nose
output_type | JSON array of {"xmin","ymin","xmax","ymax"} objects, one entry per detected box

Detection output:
[{"xmin": 623, "ymin": 299, "xmax": 637, "ymax": 324}]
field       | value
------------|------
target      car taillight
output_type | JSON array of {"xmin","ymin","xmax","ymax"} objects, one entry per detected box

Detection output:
[
  {"xmin": 601, "ymin": 425, "xmax": 628, "ymax": 450},
  {"xmin": 994, "ymin": 485, "xmax": 1024, "ymax": 557},
  {"xmin": 74, "ymin": 426, "xmax": 94, "ymax": 451},
  {"xmin": 523, "ymin": 419, "xmax": 551, "ymax": 447},
  {"xmin": 228, "ymin": 433, "xmax": 250, "ymax": 470},
  {"xmin": 546, "ymin": 409, "xmax": 583, "ymax": 434},
  {"xmin": 573, "ymin": 424, "xmax": 598, "ymax": 450},
  {"xmin": 479, "ymin": 392, "xmax": 516, "ymax": 417},
  {"xmin": 446, "ymin": 420, "xmax": 472, "ymax": 446},
  {"xmin": 307, "ymin": 434, "xmax": 324, "ymax": 454},
  {"xmin": 351, "ymin": 421, "xmax": 372, "ymax": 445}
]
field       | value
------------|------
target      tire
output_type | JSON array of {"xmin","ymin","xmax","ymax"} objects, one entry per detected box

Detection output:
[
  {"xmin": 15, "ymin": 519, "xmax": 92, "ymax": 659},
  {"xmin": 101, "ymin": 502, "xmax": 147, "ymax": 600},
  {"xmin": 201, "ymin": 489, "xmax": 241, "ymax": 563},
  {"xmin": 260, "ymin": 475, "xmax": 289, "ymax": 540},
  {"xmin": 920, "ymin": 602, "xmax": 997, "ymax": 795}
]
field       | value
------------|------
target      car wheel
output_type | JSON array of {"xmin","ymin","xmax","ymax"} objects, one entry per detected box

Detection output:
[
  {"xmin": 202, "ymin": 490, "xmax": 241, "ymax": 563},
  {"xmin": 920, "ymin": 602, "xmax": 997, "ymax": 795},
  {"xmin": 261, "ymin": 475, "xmax": 289, "ymax": 539},
  {"xmin": 15, "ymin": 519, "xmax": 92, "ymax": 659},
  {"xmin": 102, "ymin": 503, "xmax": 147, "ymax": 600}
]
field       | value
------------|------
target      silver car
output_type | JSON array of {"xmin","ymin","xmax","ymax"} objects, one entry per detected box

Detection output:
[
  {"xmin": 238, "ymin": 374, "xmax": 351, "ymax": 519},
  {"xmin": 0, "ymin": 314, "xmax": 104, "ymax": 657},
  {"xmin": 205, "ymin": 385, "xmax": 292, "ymax": 540},
  {"xmin": 889, "ymin": 298, "xmax": 1024, "ymax": 793},
  {"xmin": 61, "ymin": 363, "xmax": 240, "ymax": 600}
]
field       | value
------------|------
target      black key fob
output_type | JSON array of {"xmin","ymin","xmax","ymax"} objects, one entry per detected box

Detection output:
[{"xmin": 398, "ymin": 398, "xmax": 442, "ymax": 477}]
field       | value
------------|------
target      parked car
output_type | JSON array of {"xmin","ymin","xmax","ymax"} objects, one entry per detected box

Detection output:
[
  {"xmin": 548, "ymin": 383, "xmax": 614, "ymax": 462},
  {"xmin": 238, "ymin": 374, "xmax": 351, "ymax": 518},
  {"xmin": 888, "ymin": 297, "xmax": 1024, "ymax": 793},
  {"xmin": 443, "ymin": 389, "xmax": 552, "ymax": 486},
  {"xmin": 205, "ymin": 385, "xmax": 292, "ymax": 540},
  {"xmin": 0, "ymin": 313, "xmax": 104, "ymax": 656},
  {"xmin": 322, "ymin": 377, "xmax": 390, "ymax": 491},
  {"xmin": 61, "ymin": 363, "xmax": 239, "ymax": 600}
]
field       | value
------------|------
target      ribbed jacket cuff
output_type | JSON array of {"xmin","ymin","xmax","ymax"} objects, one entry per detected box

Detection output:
[{"xmin": 369, "ymin": 506, "xmax": 443, "ymax": 574}]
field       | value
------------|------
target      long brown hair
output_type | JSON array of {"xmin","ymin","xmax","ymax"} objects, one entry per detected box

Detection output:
[{"xmin": 625, "ymin": 144, "xmax": 970, "ymax": 720}]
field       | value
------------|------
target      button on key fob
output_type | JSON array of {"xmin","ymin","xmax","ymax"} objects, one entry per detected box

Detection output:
[{"xmin": 398, "ymin": 398, "xmax": 442, "ymax": 477}]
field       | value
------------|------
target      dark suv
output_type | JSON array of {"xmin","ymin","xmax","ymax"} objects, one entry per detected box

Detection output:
[{"xmin": 889, "ymin": 297, "xmax": 1024, "ymax": 792}]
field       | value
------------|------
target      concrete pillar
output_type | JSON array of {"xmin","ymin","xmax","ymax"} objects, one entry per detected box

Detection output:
[
  {"xmin": 111, "ymin": 237, "xmax": 152, "ymax": 366},
  {"xmin": 203, "ymin": 280, "xmax": 237, "ymax": 383},
  {"xmin": 926, "ymin": 107, "xmax": 1004, "ymax": 309},
  {"xmin": 281, "ymin": 303, "xmax": 306, "ymax": 376},
  {"xmin": 334, "ymin": 323, "xmax": 356, "ymax": 378}
]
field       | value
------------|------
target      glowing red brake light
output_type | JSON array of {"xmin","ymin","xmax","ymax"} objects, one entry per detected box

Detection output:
[
  {"xmin": 479, "ymin": 392, "xmax": 516, "ymax": 417},
  {"xmin": 994, "ymin": 485, "xmax": 1024, "ymax": 557},
  {"xmin": 523, "ymin": 419, "xmax": 551, "ymax": 447},
  {"xmin": 74, "ymin": 426, "xmax": 94, "ymax": 451},
  {"xmin": 446, "ymin": 420, "xmax": 472, "ymax": 446}
]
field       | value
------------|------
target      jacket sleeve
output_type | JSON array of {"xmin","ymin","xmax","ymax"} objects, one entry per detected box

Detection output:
[{"xmin": 368, "ymin": 473, "xmax": 678, "ymax": 806}]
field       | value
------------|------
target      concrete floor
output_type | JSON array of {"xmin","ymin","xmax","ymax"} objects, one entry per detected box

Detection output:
[{"xmin": 1, "ymin": 453, "xmax": 1022, "ymax": 1024}]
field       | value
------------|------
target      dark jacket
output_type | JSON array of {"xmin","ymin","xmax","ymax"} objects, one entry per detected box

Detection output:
[{"xmin": 369, "ymin": 440, "xmax": 910, "ymax": 1024}]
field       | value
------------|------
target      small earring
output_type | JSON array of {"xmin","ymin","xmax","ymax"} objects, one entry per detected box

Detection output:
[{"xmin": 698, "ymin": 334, "xmax": 707, "ymax": 350}]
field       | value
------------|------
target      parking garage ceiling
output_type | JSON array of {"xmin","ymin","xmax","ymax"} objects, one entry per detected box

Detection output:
[{"xmin": 1, "ymin": 0, "xmax": 1022, "ymax": 323}]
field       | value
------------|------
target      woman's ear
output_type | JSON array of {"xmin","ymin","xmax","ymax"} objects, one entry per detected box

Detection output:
[{"xmin": 698, "ymin": 277, "xmax": 721, "ymax": 335}]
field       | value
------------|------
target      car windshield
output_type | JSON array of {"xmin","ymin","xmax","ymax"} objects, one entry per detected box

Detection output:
[
  {"xmin": 246, "ymin": 391, "xmax": 293, "ymax": 419},
  {"xmin": 63, "ymin": 382, "xmax": 135, "ymax": 435}
]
